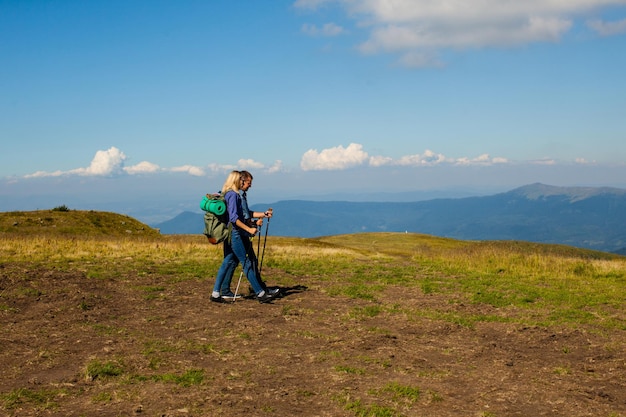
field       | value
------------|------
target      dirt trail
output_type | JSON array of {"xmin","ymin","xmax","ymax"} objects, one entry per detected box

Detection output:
[{"xmin": 1, "ymin": 263, "xmax": 625, "ymax": 416}]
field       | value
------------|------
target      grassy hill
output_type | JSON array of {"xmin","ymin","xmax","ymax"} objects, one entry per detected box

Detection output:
[
  {"xmin": 0, "ymin": 208, "xmax": 161, "ymax": 238},
  {"xmin": 1, "ymin": 210, "xmax": 625, "ymax": 416}
]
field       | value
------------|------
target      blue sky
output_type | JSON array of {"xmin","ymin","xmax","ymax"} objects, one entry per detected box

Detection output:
[{"xmin": 2, "ymin": 0, "xmax": 626, "ymax": 221}]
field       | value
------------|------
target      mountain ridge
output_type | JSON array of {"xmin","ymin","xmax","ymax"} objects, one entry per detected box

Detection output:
[
  {"xmin": 509, "ymin": 182, "xmax": 626, "ymax": 201},
  {"xmin": 153, "ymin": 183, "xmax": 626, "ymax": 253}
]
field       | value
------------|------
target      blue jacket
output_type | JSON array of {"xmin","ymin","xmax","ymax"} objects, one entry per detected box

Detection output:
[{"xmin": 224, "ymin": 190, "xmax": 244, "ymax": 228}]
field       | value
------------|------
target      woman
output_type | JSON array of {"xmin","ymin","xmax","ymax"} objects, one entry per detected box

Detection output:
[
  {"xmin": 211, "ymin": 171, "xmax": 279, "ymax": 304},
  {"xmin": 217, "ymin": 170, "xmax": 277, "ymax": 298}
]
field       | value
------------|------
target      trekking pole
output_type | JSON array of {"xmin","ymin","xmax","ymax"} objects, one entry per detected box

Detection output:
[
  {"xmin": 233, "ymin": 269, "xmax": 244, "ymax": 303},
  {"xmin": 233, "ymin": 253, "xmax": 248, "ymax": 303},
  {"xmin": 259, "ymin": 209, "xmax": 271, "ymax": 275},
  {"xmin": 256, "ymin": 221, "xmax": 262, "ymax": 260}
]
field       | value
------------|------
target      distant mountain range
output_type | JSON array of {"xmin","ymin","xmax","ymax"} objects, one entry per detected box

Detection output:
[{"xmin": 153, "ymin": 183, "xmax": 626, "ymax": 254}]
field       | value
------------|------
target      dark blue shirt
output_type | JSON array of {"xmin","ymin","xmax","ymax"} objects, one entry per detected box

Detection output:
[{"xmin": 241, "ymin": 190, "xmax": 251, "ymax": 220}]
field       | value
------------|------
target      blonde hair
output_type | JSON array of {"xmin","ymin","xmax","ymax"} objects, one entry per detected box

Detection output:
[{"xmin": 221, "ymin": 170, "xmax": 241, "ymax": 194}]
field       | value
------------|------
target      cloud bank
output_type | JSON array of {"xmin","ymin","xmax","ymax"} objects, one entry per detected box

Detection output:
[
  {"xmin": 22, "ymin": 147, "xmax": 286, "ymax": 179},
  {"xmin": 300, "ymin": 143, "xmax": 511, "ymax": 171},
  {"xmin": 295, "ymin": 0, "xmax": 626, "ymax": 67},
  {"xmin": 19, "ymin": 142, "xmax": 599, "ymax": 180}
]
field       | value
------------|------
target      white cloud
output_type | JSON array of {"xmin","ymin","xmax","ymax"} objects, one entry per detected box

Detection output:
[
  {"xmin": 302, "ymin": 22, "xmax": 346, "ymax": 37},
  {"xmin": 23, "ymin": 147, "xmax": 209, "ymax": 179},
  {"xmin": 206, "ymin": 163, "xmax": 238, "ymax": 173},
  {"xmin": 20, "ymin": 147, "xmax": 288, "ymax": 179},
  {"xmin": 361, "ymin": 16, "xmax": 572, "ymax": 53},
  {"xmin": 346, "ymin": 0, "xmax": 618, "ymax": 23},
  {"xmin": 575, "ymin": 157, "xmax": 598, "ymax": 164},
  {"xmin": 124, "ymin": 161, "xmax": 161, "ymax": 175},
  {"xmin": 25, "ymin": 146, "xmax": 128, "ymax": 178},
  {"xmin": 369, "ymin": 155, "xmax": 393, "ymax": 167},
  {"xmin": 453, "ymin": 157, "xmax": 473, "ymax": 166},
  {"xmin": 17, "ymin": 144, "xmax": 515, "ymax": 182},
  {"xmin": 300, "ymin": 143, "xmax": 511, "ymax": 170},
  {"xmin": 454, "ymin": 153, "xmax": 509, "ymax": 166},
  {"xmin": 267, "ymin": 160, "xmax": 285, "ymax": 173},
  {"xmin": 71, "ymin": 147, "xmax": 127, "ymax": 176},
  {"xmin": 587, "ymin": 17, "xmax": 626, "ymax": 35},
  {"xmin": 238, "ymin": 159, "xmax": 265, "ymax": 169},
  {"xmin": 24, "ymin": 170, "xmax": 65, "ymax": 179},
  {"xmin": 301, "ymin": 143, "xmax": 369, "ymax": 170},
  {"xmin": 236, "ymin": 158, "xmax": 286, "ymax": 173},
  {"xmin": 169, "ymin": 165, "xmax": 205, "ymax": 176},
  {"xmin": 295, "ymin": 0, "xmax": 626, "ymax": 67},
  {"xmin": 532, "ymin": 158, "xmax": 557, "ymax": 165},
  {"xmin": 204, "ymin": 159, "xmax": 282, "ymax": 174},
  {"xmin": 396, "ymin": 149, "xmax": 449, "ymax": 166}
]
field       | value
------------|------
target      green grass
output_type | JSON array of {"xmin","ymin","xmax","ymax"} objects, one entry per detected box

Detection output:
[
  {"xmin": 2, "ymin": 225, "xmax": 625, "ymax": 330},
  {"xmin": 334, "ymin": 365, "xmax": 366, "ymax": 375},
  {"xmin": 1, "ymin": 213, "xmax": 625, "ymax": 416},
  {"xmin": 0, "ymin": 387, "xmax": 67, "ymax": 411},
  {"xmin": 0, "ymin": 209, "xmax": 160, "ymax": 238},
  {"xmin": 2, "ymin": 212, "xmax": 625, "ymax": 332},
  {"xmin": 150, "ymin": 369, "xmax": 205, "ymax": 387},
  {"xmin": 374, "ymin": 382, "xmax": 421, "ymax": 403},
  {"xmin": 306, "ymin": 233, "xmax": 626, "ymax": 329},
  {"xmin": 85, "ymin": 359, "xmax": 124, "ymax": 381},
  {"xmin": 335, "ymin": 381, "xmax": 426, "ymax": 417}
]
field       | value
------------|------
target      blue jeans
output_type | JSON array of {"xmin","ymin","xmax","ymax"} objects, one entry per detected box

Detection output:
[{"xmin": 213, "ymin": 229, "xmax": 264, "ymax": 295}]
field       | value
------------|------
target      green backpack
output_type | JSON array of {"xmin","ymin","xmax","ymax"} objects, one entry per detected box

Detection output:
[{"xmin": 200, "ymin": 193, "xmax": 231, "ymax": 244}]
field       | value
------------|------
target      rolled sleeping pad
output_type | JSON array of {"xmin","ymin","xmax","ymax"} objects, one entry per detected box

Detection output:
[
  {"xmin": 200, "ymin": 196, "xmax": 211, "ymax": 212},
  {"xmin": 200, "ymin": 195, "xmax": 226, "ymax": 215},
  {"xmin": 208, "ymin": 199, "xmax": 226, "ymax": 215}
]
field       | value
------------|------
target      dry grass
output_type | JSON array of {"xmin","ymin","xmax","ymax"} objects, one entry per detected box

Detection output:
[{"xmin": 1, "ymin": 212, "xmax": 626, "ymax": 417}]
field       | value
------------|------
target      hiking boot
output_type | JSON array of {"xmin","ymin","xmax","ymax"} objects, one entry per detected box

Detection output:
[
  {"xmin": 267, "ymin": 287, "xmax": 281, "ymax": 296},
  {"xmin": 257, "ymin": 285, "xmax": 280, "ymax": 295},
  {"xmin": 221, "ymin": 291, "xmax": 243, "ymax": 301},
  {"xmin": 210, "ymin": 295, "xmax": 225, "ymax": 303},
  {"xmin": 257, "ymin": 291, "xmax": 279, "ymax": 304}
]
